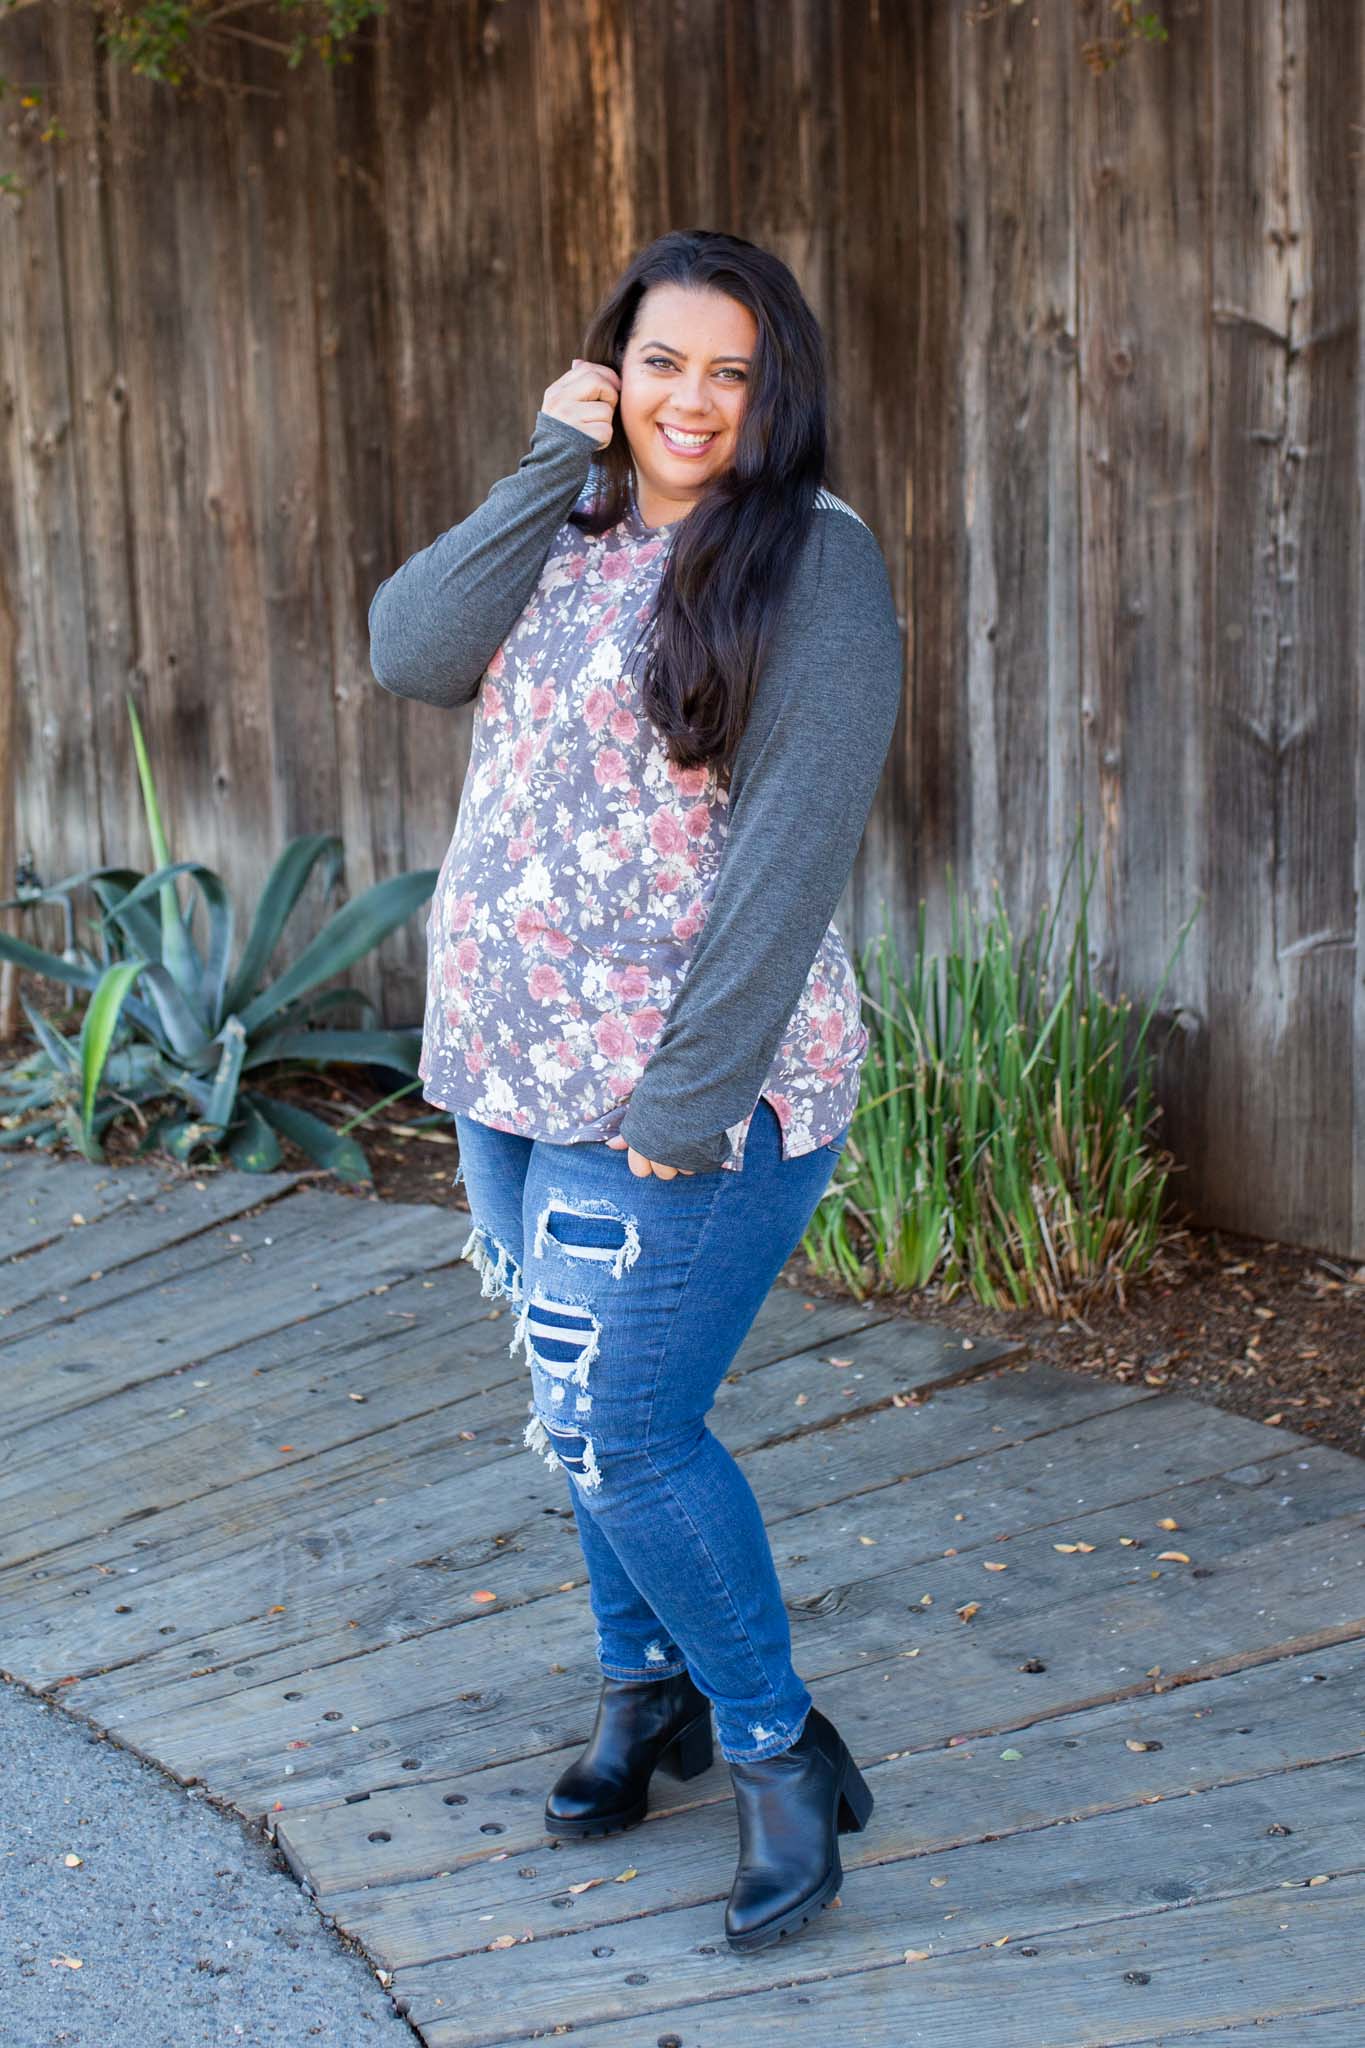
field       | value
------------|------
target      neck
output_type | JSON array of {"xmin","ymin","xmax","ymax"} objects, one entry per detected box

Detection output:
[{"xmin": 632, "ymin": 472, "xmax": 697, "ymax": 532}]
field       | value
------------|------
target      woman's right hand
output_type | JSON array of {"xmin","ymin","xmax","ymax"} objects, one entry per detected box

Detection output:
[{"xmin": 541, "ymin": 359, "xmax": 621, "ymax": 449}]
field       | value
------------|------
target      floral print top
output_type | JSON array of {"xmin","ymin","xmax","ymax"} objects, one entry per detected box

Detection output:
[{"xmin": 414, "ymin": 486, "xmax": 870, "ymax": 1172}]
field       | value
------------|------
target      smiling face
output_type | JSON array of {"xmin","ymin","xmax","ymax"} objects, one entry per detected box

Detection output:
[{"xmin": 616, "ymin": 281, "xmax": 758, "ymax": 529}]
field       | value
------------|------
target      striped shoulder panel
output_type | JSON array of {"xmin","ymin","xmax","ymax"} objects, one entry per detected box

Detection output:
[{"xmin": 813, "ymin": 486, "xmax": 870, "ymax": 530}]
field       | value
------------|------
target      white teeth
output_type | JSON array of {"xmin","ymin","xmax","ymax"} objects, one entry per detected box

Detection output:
[{"xmin": 660, "ymin": 425, "xmax": 715, "ymax": 448}]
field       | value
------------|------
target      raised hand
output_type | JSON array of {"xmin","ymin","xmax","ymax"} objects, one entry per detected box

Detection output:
[{"xmin": 541, "ymin": 358, "xmax": 622, "ymax": 450}]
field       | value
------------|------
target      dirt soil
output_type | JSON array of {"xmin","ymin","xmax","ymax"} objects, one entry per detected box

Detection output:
[{"xmin": 5, "ymin": 1043, "xmax": 1362, "ymax": 1465}]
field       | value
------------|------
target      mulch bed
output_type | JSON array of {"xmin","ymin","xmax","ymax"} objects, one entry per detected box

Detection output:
[{"xmin": 4, "ymin": 1036, "xmax": 1361, "ymax": 1465}]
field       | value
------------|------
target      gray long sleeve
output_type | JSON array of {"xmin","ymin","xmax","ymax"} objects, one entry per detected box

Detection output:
[
  {"xmin": 616, "ymin": 507, "xmax": 903, "ymax": 1173},
  {"xmin": 368, "ymin": 410, "xmax": 599, "ymax": 707}
]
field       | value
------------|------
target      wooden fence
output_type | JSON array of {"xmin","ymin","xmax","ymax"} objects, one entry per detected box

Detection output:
[{"xmin": 0, "ymin": 0, "xmax": 1361, "ymax": 1254}]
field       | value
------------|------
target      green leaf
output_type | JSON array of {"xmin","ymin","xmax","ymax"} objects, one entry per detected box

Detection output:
[
  {"xmin": 222, "ymin": 834, "xmax": 346, "ymax": 1018},
  {"xmin": 251, "ymin": 1093, "xmax": 373, "ymax": 1185},
  {"xmin": 236, "ymin": 869, "xmax": 436, "ymax": 1037},
  {"xmin": 77, "ymin": 959, "xmax": 146, "ymax": 1131},
  {"xmin": 242, "ymin": 1027, "xmax": 422, "ymax": 1074},
  {"xmin": 227, "ymin": 1095, "xmax": 284, "ymax": 1172},
  {"xmin": 126, "ymin": 694, "xmax": 203, "ymax": 1006},
  {"xmin": 205, "ymin": 1017, "xmax": 248, "ymax": 1134},
  {"xmin": 19, "ymin": 994, "xmax": 82, "ymax": 1076},
  {"xmin": 0, "ymin": 929, "xmax": 102, "ymax": 991}
]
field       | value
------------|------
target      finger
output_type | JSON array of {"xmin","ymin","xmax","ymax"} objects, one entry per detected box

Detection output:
[{"xmin": 571, "ymin": 357, "xmax": 622, "ymax": 394}]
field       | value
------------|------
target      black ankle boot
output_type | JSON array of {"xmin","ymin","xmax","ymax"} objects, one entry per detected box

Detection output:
[
  {"xmin": 723, "ymin": 1704, "xmax": 874, "ymax": 1951},
  {"xmin": 544, "ymin": 1669, "xmax": 715, "ymax": 1839}
]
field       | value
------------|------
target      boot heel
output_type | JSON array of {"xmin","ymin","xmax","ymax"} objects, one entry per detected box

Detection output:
[
  {"xmin": 836, "ymin": 1753, "xmax": 874, "ymax": 1833},
  {"xmin": 658, "ymin": 1709, "xmax": 714, "ymax": 1782}
]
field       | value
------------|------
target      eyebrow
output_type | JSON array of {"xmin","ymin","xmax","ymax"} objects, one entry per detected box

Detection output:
[{"xmin": 637, "ymin": 339, "xmax": 753, "ymax": 364}]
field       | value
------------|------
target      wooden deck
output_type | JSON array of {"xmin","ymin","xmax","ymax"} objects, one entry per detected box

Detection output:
[{"xmin": 2, "ymin": 1150, "xmax": 1362, "ymax": 2046}]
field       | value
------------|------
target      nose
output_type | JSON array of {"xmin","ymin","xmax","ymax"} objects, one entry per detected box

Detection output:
[{"xmin": 672, "ymin": 374, "xmax": 714, "ymax": 416}]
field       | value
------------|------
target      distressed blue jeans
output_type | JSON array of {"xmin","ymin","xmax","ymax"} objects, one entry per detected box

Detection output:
[{"xmin": 450, "ymin": 1099, "xmax": 851, "ymax": 1763}]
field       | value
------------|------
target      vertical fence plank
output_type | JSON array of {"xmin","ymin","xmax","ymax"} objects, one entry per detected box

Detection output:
[{"xmin": 0, "ymin": 1, "xmax": 1360, "ymax": 1253}]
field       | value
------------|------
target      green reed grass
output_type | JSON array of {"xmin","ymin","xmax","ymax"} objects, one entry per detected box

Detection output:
[{"xmin": 804, "ymin": 824, "xmax": 1199, "ymax": 1318}]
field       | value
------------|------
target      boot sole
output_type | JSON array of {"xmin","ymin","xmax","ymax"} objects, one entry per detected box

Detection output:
[
  {"xmin": 543, "ymin": 1708, "xmax": 714, "ymax": 1838},
  {"xmin": 725, "ymin": 1860, "xmax": 845, "ymax": 1952}
]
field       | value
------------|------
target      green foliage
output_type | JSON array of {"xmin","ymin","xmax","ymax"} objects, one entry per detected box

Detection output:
[
  {"xmin": 801, "ymin": 815, "xmax": 1199, "ymax": 1318},
  {"xmin": 90, "ymin": 0, "xmax": 386, "ymax": 88},
  {"xmin": 0, "ymin": 0, "xmax": 385, "ymax": 188},
  {"xmin": 0, "ymin": 691, "xmax": 435, "ymax": 1181}
]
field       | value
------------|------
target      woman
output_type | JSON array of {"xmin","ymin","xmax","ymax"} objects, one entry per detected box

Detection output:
[{"xmin": 369, "ymin": 229, "xmax": 902, "ymax": 1954}]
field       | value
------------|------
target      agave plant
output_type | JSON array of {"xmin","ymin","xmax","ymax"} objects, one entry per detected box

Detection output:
[{"xmin": 0, "ymin": 694, "xmax": 436, "ymax": 1181}]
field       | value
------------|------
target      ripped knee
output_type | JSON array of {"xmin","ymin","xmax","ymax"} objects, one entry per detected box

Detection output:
[
  {"xmin": 459, "ymin": 1219, "xmax": 525, "ymax": 1336},
  {"xmin": 518, "ymin": 1290, "xmax": 603, "ymax": 1493},
  {"xmin": 532, "ymin": 1189, "xmax": 641, "ymax": 1277},
  {"xmin": 515, "ymin": 1188, "xmax": 641, "ymax": 1497},
  {"xmin": 523, "ymin": 1408, "xmax": 604, "ymax": 1494}
]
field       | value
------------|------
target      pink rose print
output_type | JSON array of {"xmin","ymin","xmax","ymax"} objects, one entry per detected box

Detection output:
[
  {"xmin": 668, "ymin": 760, "xmax": 709, "ymax": 797},
  {"xmin": 488, "ymin": 645, "xmax": 507, "ymax": 679},
  {"xmin": 610, "ymin": 707, "xmax": 639, "ymax": 743},
  {"xmin": 607, "ymin": 960, "xmax": 650, "ymax": 1003},
  {"xmin": 649, "ymin": 807, "xmax": 689, "ymax": 858},
  {"xmin": 480, "ymin": 680, "xmax": 506, "ymax": 723},
  {"xmin": 594, "ymin": 747, "xmax": 631, "ymax": 790},
  {"xmin": 601, "ymin": 548, "xmax": 632, "ymax": 581},
  {"xmin": 449, "ymin": 890, "xmax": 475, "ymax": 933},
  {"xmin": 594, "ymin": 1013, "xmax": 632, "ymax": 1059},
  {"xmin": 527, "ymin": 962, "xmax": 566, "ymax": 1002},
  {"xmin": 584, "ymin": 686, "xmax": 617, "ymax": 733},
  {"xmin": 530, "ymin": 680, "xmax": 556, "ymax": 719}
]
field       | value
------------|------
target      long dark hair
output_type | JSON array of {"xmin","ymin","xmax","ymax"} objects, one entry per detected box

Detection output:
[{"xmin": 571, "ymin": 230, "xmax": 829, "ymax": 786}]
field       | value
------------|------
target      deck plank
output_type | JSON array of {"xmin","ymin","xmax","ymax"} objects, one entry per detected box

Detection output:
[
  {"xmin": 392, "ymin": 1756, "xmax": 1365, "ymax": 2041},
  {"xmin": 11, "ymin": 1360, "xmax": 1149, "ymax": 1706},
  {"xmin": 289, "ymin": 1635, "xmax": 1365, "ymax": 1956},
  {"xmin": 34, "ymin": 1390, "xmax": 1356, "ymax": 1728},
  {"xmin": 0, "ymin": 1155, "xmax": 1357, "ymax": 2048},
  {"xmin": 0, "ymin": 1166, "xmax": 303, "ymax": 1312},
  {"xmin": 90, "ymin": 1497, "xmax": 1365, "ymax": 1819},
  {"xmin": 418, "ymin": 1877, "xmax": 1365, "ymax": 2048}
]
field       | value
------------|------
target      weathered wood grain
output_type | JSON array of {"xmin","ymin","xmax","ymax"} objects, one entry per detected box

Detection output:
[
  {"xmin": 394, "ymin": 1757, "xmax": 1365, "ymax": 2041},
  {"xmin": 0, "ymin": 1194, "xmax": 461, "ymax": 1422},
  {"xmin": 2, "ymin": 4, "xmax": 1362, "ymax": 1256},
  {"xmin": 293, "ymin": 1635, "xmax": 1365, "ymax": 1967},
  {"xmin": 422, "ymin": 1876, "xmax": 1365, "ymax": 2048},
  {"xmin": 4, "ymin": 1354, "xmax": 1128, "ymax": 1703},
  {"xmin": 0, "ymin": 1166, "xmax": 304, "ymax": 1312},
  {"xmin": 0, "ymin": 1153, "xmax": 1358, "ymax": 2043},
  {"xmin": 97, "ymin": 1495, "xmax": 1365, "ymax": 1820}
]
